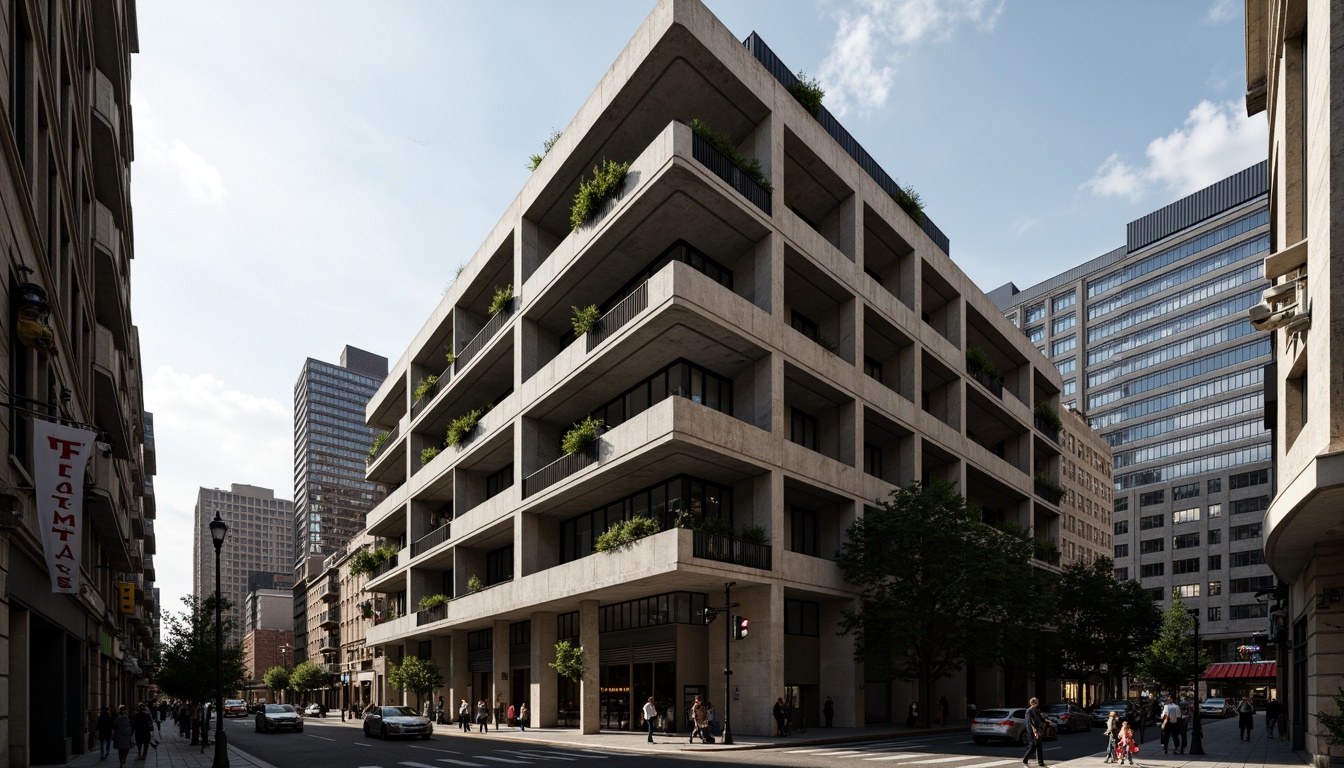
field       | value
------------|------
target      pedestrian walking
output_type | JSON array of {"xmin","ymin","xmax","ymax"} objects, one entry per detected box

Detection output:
[
  {"xmin": 518, "ymin": 702, "xmax": 529, "ymax": 731},
  {"xmin": 1103, "ymin": 711, "xmax": 1122, "ymax": 763},
  {"xmin": 132, "ymin": 703, "xmax": 154, "ymax": 760},
  {"xmin": 459, "ymin": 699, "xmax": 470, "ymax": 732},
  {"xmin": 1266, "ymin": 698, "xmax": 1282, "ymax": 738},
  {"xmin": 1161, "ymin": 696, "xmax": 1182, "ymax": 753},
  {"xmin": 938, "ymin": 696, "xmax": 949, "ymax": 726},
  {"xmin": 1116, "ymin": 721, "xmax": 1138, "ymax": 765},
  {"xmin": 436, "ymin": 696, "xmax": 446, "ymax": 725},
  {"xmin": 643, "ymin": 696, "xmax": 659, "ymax": 743},
  {"xmin": 773, "ymin": 697, "xmax": 787, "ymax": 736},
  {"xmin": 476, "ymin": 699, "xmax": 489, "ymax": 733},
  {"xmin": 507, "ymin": 703, "xmax": 516, "ymax": 727},
  {"xmin": 824, "ymin": 696, "xmax": 835, "ymax": 728},
  {"xmin": 1175, "ymin": 700, "xmax": 1189, "ymax": 753},
  {"xmin": 96, "ymin": 706, "xmax": 114, "ymax": 760},
  {"xmin": 782, "ymin": 699, "xmax": 793, "ymax": 735},
  {"xmin": 1236, "ymin": 696, "xmax": 1256, "ymax": 741},
  {"xmin": 906, "ymin": 700, "xmax": 919, "ymax": 728},
  {"xmin": 1021, "ymin": 697, "xmax": 1047, "ymax": 767},
  {"xmin": 664, "ymin": 703, "xmax": 674, "ymax": 736},
  {"xmin": 112, "ymin": 705, "xmax": 133, "ymax": 768},
  {"xmin": 691, "ymin": 696, "xmax": 708, "ymax": 743}
]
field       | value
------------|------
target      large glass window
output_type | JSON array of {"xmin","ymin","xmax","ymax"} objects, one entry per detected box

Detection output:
[
  {"xmin": 486, "ymin": 464, "xmax": 514, "ymax": 499},
  {"xmin": 1086, "ymin": 213, "xmax": 1268, "ymax": 303},
  {"xmin": 1230, "ymin": 496, "xmax": 1270, "ymax": 515},
  {"xmin": 1229, "ymin": 469, "xmax": 1270, "ymax": 489},
  {"xmin": 1090, "ymin": 368, "xmax": 1263, "ymax": 431},
  {"xmin": 1052, "ymin": 292, "xmax": 1076, "ymax": 312},
  {"xmin": 1230, "ymin": 550, "xmax": 1266, "ymax": 568},
  {"xmin": 1025, "ymin": 325, "xmax": 1045, "ymax": 343},
  {"xmin": 1052, "ymin": 335, "xmax": 1076, "ymax": 356},
  {"xmin": 790, "ymin": 408, "xmax": 818, "ymax": 451},
  {"xmin": 1173, "ymin": 532, "xmax": 1200, "ymax": 549},
  {"xmin": 1139, "ymin": 538, "xmax": 1164, "ymax": 554},
  {"xmin": 1112, "ymin": 419, "xmax": 1265, "ymax": 470},
  {"xmin": 592, "ymin": 359, "xmax": 734, "ymax": 430},
  {"xmin": 1172, "ymin": 507, "xmax": 1200, "ymax": 525},
  {"xmin": 1114, "ymin": 543, "xmax": 1129, "ymax": 558},
  {"xmin": 1104, "ymin": 393, "xmax": 1264, "ymax": 449},
  {"xmin": 558, "ymin": 475, "xmax": 734, "ymax": 563},
  {"xmin": 1139, "ymin": 513, "xmax": 1164, "ymax": 530},
  {"xmin": 1088, "ymin": 262, "xmax": 1264, "ymax": 343},
  {"xmin": 1057, "ymin": 358, "xmax": 1076, "ymax": 376},
  {"xmin": 597, "ymin": 591, "xmax": 708, "ymax": 632},
  {"xmin": 1114, "ymin": 444, "xmax": 1272, "ymax": 490},
  {"xmin": 1025, "ymin": 304, "xmax": 1046, "ymax": 324},
  {"xmin": 1088, "ymin": 321, "xmax": 1258, "ymax": 389},
  {"xmin": 1140, "ymin": 563, "xmax": 1165, "ymax": 578},
  {"xmin": 1230, "ymin": 523, "xmax": 1262, "ymax": 541},
  {"xmin": 1231, "ymin": 604, "xmax": 1268, "ymax": 620},
  {"xmin": 784, "ymin": 599, "xmax": 820, "ymax": 636},
  {"xmin": 1053, "ymin": 313, "xmax": 1077, "ymax": 335},
  {"xmin": 485, "ymin": 545, "xmax": 513, "ymax": 586},
  {"xmin": 789, "ymin": 507, "xmax": 819, "ymax": 557},
  {"xmin": 1088, "ymin": 339, "xmax": 1270, "ymax": 410},
  {"xmin": 1173, "ymin": 557, "xmax": 1200, "ymax": 575},
  {"xmin": 1088, "ymin": 290, "xmax": 1263, "ymax": 367}
]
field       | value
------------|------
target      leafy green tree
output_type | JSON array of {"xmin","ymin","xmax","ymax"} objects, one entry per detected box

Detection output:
[
  {"xmin": 836, "ymin": 480, "xmax": 1037, "ymax": 726},
  {"xmin": 549, "ymin": 640, "xmax": 585, "ymax": 682},
  {"xmin": 263, "ymin": 665, "xmax": 290, "ymax": 699},
  {"xmin": 1136, "ymin": 591, "xmax": 1210, "ymax": 695},
  {"xmin": 388, "ymin": 655, "xmax": 445, "ymax": 710},
  {"xmin": 1051, "ymin": 557, "xmax": 1159, "ymax": 702},
  {"xmin": 155, "ymin": 594, "xmax": 246, "ymax": 703},
  {"xmin": 288, "ymin": 661, "xmax": 333, "ymax": 704}
]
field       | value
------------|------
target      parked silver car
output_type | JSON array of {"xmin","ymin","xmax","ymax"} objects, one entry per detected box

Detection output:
[
  {"xmin": 1199, "ymin": 698, "xmax": 1234, "ymax": 718},
  {"xmin": 971, "ymin": 708, "xmax": 1058, "ymax": 745},
  {"xmin": 254, "ymin": 704, "xmax": 303, "ymax": 733},
  {"xmin": 363, "ymin": 705, "xmax": 433, "ymax": 740},
  {"xmin": 1045, "ymin": 703, "xmax": 1092, "ymax": 733}
]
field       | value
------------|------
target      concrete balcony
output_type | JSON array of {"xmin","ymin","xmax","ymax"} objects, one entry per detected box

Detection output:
[
  {"xmin": 93, "ymin": 200, "xmax": 131, "ymax": 348},
  {"xmin": 142, "ymin": 519, "xmax": 155, "ymax": 554},
  {"xmin": 87, "ymin": 452, "xmax": 134, "ymax": 570},
  {"xmin": 142, "ymin": 476, "xmax": 155, "ymax": 518},
  {"xmin": 93, "ymin": 324, "xmax": 134, "ymax": 461},
  {"xmin": 142, "ymin": 413, "xmax": 156, "ymax": 476},
  {"xmin": 143, "ymin": 553, "xmax": 155, "ymax": 582},
  {"xmin": 318, "ymin": 607, "xmax": 340, "ymax": 629},
  {"xmin": 90, "ymin": 69, "xmax": 128, "ymax": 221}
]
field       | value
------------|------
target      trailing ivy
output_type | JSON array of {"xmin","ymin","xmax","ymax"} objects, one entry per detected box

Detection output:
[
  {"xmin": 689, "ymin": 119, "xmax": 773, "ymax": 193},
  {"xmin": 594, "ymin": 516, "xmax": 662, "ymax": 553},
  {"xmin": 571, "ymin": 304, "xmax": 601, "ymax": 336},
  {"xmin": 368, "ymin": 431, "xmax": 390, "ymax": 461},
  {"xmin": 787, "ymin": 71, "xmax": 825, "ymax": 116},
  {"xmin": 413, "ymin": 375, "xmax": 439, "ymax": 402},
  {"xmin": 526, "ymin": 128, "xmax": 563, "ymax": 172},
  {"xmin": 446, "ymin": 408, "xmax": 485, "ymax": 447},
  {"xmin": 561, "ymin": 415, "xmax": 602, "ymax": 455},
  {"xmin": 570, "ymin": 159, "xmax": 630, "ymax": 231},
  {"xmin": 892, "ymin": 183, "xmax": 925, "ymax": 225},
  {"xmin": 417, "ymin": 593, "xmax": 450, "ymax": 611}
]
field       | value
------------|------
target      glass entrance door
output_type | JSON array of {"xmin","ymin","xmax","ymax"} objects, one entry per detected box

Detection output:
[{"xmin": 600, "ymin": 664, "xmax": 631, "ymax": 730}]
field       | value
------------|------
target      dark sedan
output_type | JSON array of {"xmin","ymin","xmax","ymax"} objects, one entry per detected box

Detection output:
[
  {"xmin": 1045, "ymin": 703, "xmax": 1092, "ymax": 733},
  {"xmin": 1089, "ymin": 700, "xmax": 1140, "ymax": 727},
  {"xmin": 254, "ymin": 704, "xmax": 303, "ymax": 733},
  {"xmin": 363, "ymin": 705, "xmax": 433, "ymax": 740}
]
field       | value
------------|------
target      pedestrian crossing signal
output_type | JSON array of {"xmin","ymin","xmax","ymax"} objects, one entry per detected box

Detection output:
[
  {"xmin": 731, "ymin": 615, "xmax": 748, "ymax": 640},
  {"xmin": 117, "ymin": 582, "xmax": 134, "ymax": 614}
]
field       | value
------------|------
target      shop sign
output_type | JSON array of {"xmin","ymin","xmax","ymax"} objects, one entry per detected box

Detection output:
[{"xmin": 33, "ymin": 420, "xmax": 95, "ymax": 593}]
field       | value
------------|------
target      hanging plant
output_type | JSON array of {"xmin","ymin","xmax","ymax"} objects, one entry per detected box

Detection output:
[
  {"xmin": 488, "ymin": 285, "xmax": 514, "ymax": 316},
  {"xmin": 561, "ymin": 415, "xmax": 603, "ymax": 455},
  {"xmin": 368, "ymin": 431, "xmax": 390, "ymax": 461},
  {"xmin": 420, "ymin": 446, "xmax": 440, "ymax": 466},
  {"xmin": 787, "ymin": 71, "xmax": 825, "ymax": 116},
  {"xmin": 413, "ymin": 375, "xmax": 439, "ymax": 402},
  {"xmin": 570, "ymin": 159, "xmax": 630, "ymax": 231},
  {"xmin": 417, "ymin": 593, "xmax": 450, "ymax": 611},
  {"xmin": 447, "ymin": 408, "xmax": 484, "ymax": 447}
]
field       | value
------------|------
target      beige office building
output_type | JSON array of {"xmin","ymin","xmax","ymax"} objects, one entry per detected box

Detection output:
[
  {"xmin": 358, "ymin": 0, "xmax": 1099, "ymax": 735},
  {"xmin": 1246, "ymin": 1, "xmax": 1344, "ymax": 760}
]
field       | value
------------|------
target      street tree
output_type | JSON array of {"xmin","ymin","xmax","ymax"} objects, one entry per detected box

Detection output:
[
  {"xmin": 388, "ymin": 655, "xmax": 444, "ymax": 711},
  {"xmin": 288, "ymin": 660, "xmax": 333, "ymax": 705},
  {"xmin": 836, "ymin": 479, "xmax": 1037, "ymax": 726},
  {"xmin": 263, "ymin": 666, "xmax": 290, "ymax": 701},
  {"xmin": 1054, "ymin": 557, "xmax": 1161, "ymax": 702},
  {"xmin": 1136, "ymin": 591, "xmax": 1211, "ymax": 696},
  {"xmin": 155, "ymin": 594, "xmax": 245, "ymax": 703}
]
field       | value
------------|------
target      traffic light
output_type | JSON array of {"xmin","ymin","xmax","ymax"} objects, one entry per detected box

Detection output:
[
  {"xmin": 117, "ymin": 582, "xmax": 135, "ymax": 614},
  {"xmin": 702, "ymin": 607, "xmax": 718, "ymax": 625},
  {"xmin": 731, "ymin": 615, "xmax": 748, "ymax": 640}
]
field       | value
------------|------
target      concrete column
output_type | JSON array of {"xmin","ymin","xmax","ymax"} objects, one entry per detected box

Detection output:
[
  {"xmin": 579, "ymin": 599, "xmax": 600, "ymax": 734},
  {"xmin": 432, "ymin": 634, "xmax": 453, "ymax": 716},
  {"xmin": 449, "ymin": 629, "xmax": 469, "ymax": 724},
  {"xmin": 530, "ymin": 610, "xmax": 558, "ymax": 728},
  {"xmin": 820, "ymin": 598, "xmax": 862, "ymax": 727},
  {"xmin": 492, "ymin": 620, "xmax": 509, "ymax": 725},
  {"xmin": 718, "ymin": 582, "xmax": 782, "ymax": 736},
  {"xmin": 7, "ymin": 604, "xmax": 28, "ymax": 765}
]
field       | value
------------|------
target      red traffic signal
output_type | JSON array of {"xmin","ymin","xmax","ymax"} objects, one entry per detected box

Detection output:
[{"xmin": 731, "ymin": 615, "xmax": 748, "ymax": 640}]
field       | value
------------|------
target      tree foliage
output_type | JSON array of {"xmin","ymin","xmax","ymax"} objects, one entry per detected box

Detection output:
[
  {"xmin": 837, "ymin": 480, "xmax": 1037, "ymax": 726},
  {"xmin": 1136, "ymin": 591, "xmax": 1211, "ymax": 694},
  {"xmin": 1051, "ymin": 557, "xmax": 1161, "ymax": 701},
  {"xmin": 288, "ymin": 660, "xmax": 333, "ymax": 699},
  {"xmin": 387, "ymin": 656, "xmax": 444, "ymax": 710},
  {"xmin": 263, "ymin": 665, "xmax": 290, "ymax": 693},
  {"xmin": 550, "ymin": 640, "xmax": 585, "ymax": 682},
  {"xmin": 155, "ymin": 594, "xmax": 246, "ymax": 703}
]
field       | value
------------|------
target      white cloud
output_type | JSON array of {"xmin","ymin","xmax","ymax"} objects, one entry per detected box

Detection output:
[
  {"xmin": 1082, "ymin": 100, "xmax": 1267, "ymax": 201},
  {"xmin": 131, "ymin": 88, "xmax": 227, "ymax": 204},
  {"xmin": 1203, "ymin": 0, "xmax": 1238, "ymax": 24},
  {"xmin": 1011, "ymin": 217, "xmax": 1038, "ymax": 235},
  {"xmin": 167, "ymin": 139, "xmax": 228, "ymax": 203},
  {"xmin": 819, "ymin": 0, "xmax": 1004, "ymax": 116}
]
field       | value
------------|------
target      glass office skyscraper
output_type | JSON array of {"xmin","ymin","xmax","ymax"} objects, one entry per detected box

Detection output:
[{"xmin": 990, "ymin": 163, "xmax": 1276, "ymax": 661}]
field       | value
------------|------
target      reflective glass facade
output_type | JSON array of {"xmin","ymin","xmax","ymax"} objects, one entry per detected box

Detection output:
[{"xmin": 991, "ymin": 164, "xmax": 1274, "ymax": 653}]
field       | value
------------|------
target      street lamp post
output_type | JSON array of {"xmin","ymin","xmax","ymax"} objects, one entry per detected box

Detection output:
[
  {"xmin": 210, "ymin": 511, "xmax": 230, "ymax": 768},
  {"xmin": 1188, "ymin": 609, "xmax": 1205, "ymax": 756}
]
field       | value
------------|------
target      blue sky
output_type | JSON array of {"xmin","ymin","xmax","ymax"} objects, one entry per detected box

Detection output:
[{"xmin": 133, "ymin": 0, "xmax": 1264, "ymax": 615}]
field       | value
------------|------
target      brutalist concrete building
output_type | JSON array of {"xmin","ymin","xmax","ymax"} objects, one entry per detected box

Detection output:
[
  {"xmin": 358, "ymin": 0, "xmax": 1107, "ymax": 735},
  {"xmin": 990, "ymin": 164, "xmax": 1277, "ymax": 676}
]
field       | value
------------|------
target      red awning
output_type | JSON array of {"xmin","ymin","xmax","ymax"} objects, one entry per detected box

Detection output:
[{"xmin": 1204, "ymin": 662, "xmax": 1277, "ymax": 679}]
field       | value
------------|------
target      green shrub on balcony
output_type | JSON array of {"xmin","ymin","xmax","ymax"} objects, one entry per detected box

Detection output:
[
  {"xmin": 526, "ymin": 127, "xmax": 562, "ymax": 172},
  {"xmin": 1034, "ymin": 473, "xmax": 1064, "ymax": 497},
  {"xmin": 349, "ymin": 545, "xmax": 395, "ymax": 577},
  {"xmin": 736, "ymin": 524, "xmax": 768, "ymax": 545},
  {"xmin": 965, "ymin": 346, "xmax": 1001, "ymax": 381},
  {"xmin": 467, "ymin": 574, "xmax": 483, "ymax": 593},
  {"xmin": 689, "ymin": 119, "xmax": 773, "ymax": 193},
  {"xmin": 817, "ymin": 334, "xmax": 839, "ymax": 355},
  {"xmin": 420, "ymin": 446, "xmax": 440, "ymax": 466},
  {"xmin": 571, "ymin": 304, "xmax": 601, "ymax": 336},
  {"xmin": 891, "ymin": 183, "xmax": 925, "ymax": 225},
  {"xmin": 488, "ymin": 285, "xmax": 514, "ymax": 316},
  {"xmin": 594, "ymin": 515, "xmax": 662, "ymax": 553},
  {"xmin": 446, "ymin": 408, "xmax": 485, "ymax": 447},
  {"xmin": 674, "ymin": 512, "xmax": 734, "ymax": 538},
  {"xmin": 368, "ymin": 431, "xmax": 390, "ymax": 461},
  {"xmin": 561, "ymin": 415, "xmax": 603, "ymax": 455},
  {"xmin": 445, "ymin": 350, "xmax": 457, "ymax": 366},
  {"xmin": 1034, "ymin": 401, "xmax": 1063, "ymax": 432},
  {"xmin": 569, "ymin": 159, "xmax": 629, "ymax": 231},
  {"xmin": 417, "ymin": 593, "xmax": 450, "ymax": 611},
  {"xmin": 787, "ymin": 71, "xmax": 825, "ymax": 116},
  {"xmin": 413, "ymin": 374, "xmax": 439, "ymax": 402},
  {"xmin": 549, "ymin": 640, "xmax": 585, "ymax": 682}
]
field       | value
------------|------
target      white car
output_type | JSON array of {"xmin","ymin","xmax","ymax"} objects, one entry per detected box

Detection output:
[{"xmin": 304, "ymin": 703, "xmax": 324, "ymax": 717}]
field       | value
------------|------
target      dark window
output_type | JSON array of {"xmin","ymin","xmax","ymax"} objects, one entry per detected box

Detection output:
[
  {"xmin": 1173, "ymin": 532, "xmax": 1200, "ymax": 549},
  {"xmin": 509, "ymin": 621, "xmax": 531, "ymax": 646},
  {"xmin": 1114, "ymin": 544, "xmax": 1129, "ymax": 558},
  {"xmin": 557, "ymin": 612, "xmax": 579, "ymax": 641},
  {"xmin": 864, "ymin": 356, "xmax": 884, "ymax": 384},
  {"xmin": 417, "ymin": 640, "xmax": 432, "ymax": 660},
  {"xmin": 1114, "ymin": 520, "xmax": 1129, "ymax": 535},
  {"xmin": 1139, "ymin": 514, "xmax": 1164, "ymax": 530},
  {"xmin": 467, "ymin": 629, "xmax": 493, "ymax": 651},
  {"xmin": 1208, "ymin": 606, "xmax": 1221, "ymax": 621},
  {"xmin": 863, "ymin": 443, "xmax": 882, "ymax": 478},
  {"xmin": 1173, "ymin": 558, "xmax": 1200, "ymax": 575},
  {"xmin": 558, "ymin": 475, "xmax": 732, "ymax": 563},
  {"xmin": 1139, "ymin": 538, "xmax": 1164, "ymax": 554},
  {"xmin": 1230, "ymin": 496, "xmax": 1270, "ymax": 515},
  {"xmin": 1229, "ymin": 469, "xmax": 1269, "ymax": 489},
  {"xmin": 486, "ymin": 464, "xmax": 514, "ymax": 499},
  {"xmin": 1230, "ymin": 523, "xmax": 1262, "ymax": 541},
  {"xmin": 1148, "ymin": 587, "xmax": 1165, "ymax": 601},
  {"xmin": 597, "ymin": 592, "xmax": 708, "ymax": 633},
  {"xmin": 1140, "ymin": 490, "xmax": 1165, "ymax": 507},
  {"xmin": 1114, "ymin": 567, "xmax": 1129, "ymax": 581},
  {"xmin": 790, "ymin": 408, "xmax": 819, "ymax": 451},
  {"xmin": 1230, "ymin": 575, "xmax": 1276, "ymax": 594},
  {"xmin": 790, "ymin": 310, "xmax": 820, "ymax": 342},
  {"xmin": 1208, "ymin": 554, "xmax": 1221, "ymax": 570},
  {"xmin": 1230, "ymin": 550, "xmax": 1266, "ymax": 568},
  {"xmin": 784, "ymin": 599, "xmax": 820, "ymax": 636},
  {"xmin": 1207, "ymin": 478, "xmax": 1222, "ymax": 494},
  {"xmin": 789, "ymin": 507, "xmax": 819, "ymax": 557},
  {"xmin": 1114, "ymin": 496, "xmax": 1130, "ymax": 512},
  {"xmin": 1140, "ymin": 563, "xmax": 1165, "ymax": 578},
  {"xmin": 1173, "ymin": 482, "xmax": 1200, "ymax": 500},
  {"xmin": 485, "ymin": 544, "xmax": 513, "ymax": 586},
  {"xmin": 1230, "ymin": 604, "xmax": 1269, "ymax": 620}
]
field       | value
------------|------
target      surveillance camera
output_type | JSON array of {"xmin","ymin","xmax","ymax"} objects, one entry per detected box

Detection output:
[
  {"xmin": 96, "ymin": 441, "xmax": 112, "ymax": 458},
  {"xmin": 1249, "ymin": 302, "xmax": 1293, "ymax": 332}
]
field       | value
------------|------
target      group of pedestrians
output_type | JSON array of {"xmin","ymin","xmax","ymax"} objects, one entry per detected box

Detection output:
[
  {"xmin": 451, "ymin": 698, "xmax": 529, "ymax": 733},
  {"xmin": 93, "ymin": 702, "xmax": 162, "ymax": 768}
]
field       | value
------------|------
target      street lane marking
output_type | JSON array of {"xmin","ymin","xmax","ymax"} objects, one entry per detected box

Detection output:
[
  {"xmin": 516, "ymin": 750, "xmax": 596, "ymax": 759},
  {"xmin": 815, "ymin": 751, "xmax": 865, "ymax": 756},
  {"xmin": 354, "ymin": 741, "xmax": 373, "ymax": 746},
  {"xmin": 786, "ymin": 749, "xmax": 835, "ymax": 753},
  {"xmin": 306, "ymin": 734, "xmax": 335, "ymax": 741},
  {"xmin": 858, "ymin": 755, "xmax": 927, "ymax": 762},
  {"xmin": 957, "ymin": 761, "xmax": 1020, "ymax": 768},
  {"xmin": 436, "ymin": 761, "xmax": 487, "ymax": 768},
  {"xmin": 477, "ymin": 758, "xmax": 532, "ymax": 765},
  {"xmin": 499, "ymin": 750, "xmax": 575, "ymax": 761},
  {"xmin": 892, "ymin": 756, "xmax": 974, "ymax": 763},
  {"xmin": 409, "ymin": 746, "xmax": 462, "ymax": 754}
]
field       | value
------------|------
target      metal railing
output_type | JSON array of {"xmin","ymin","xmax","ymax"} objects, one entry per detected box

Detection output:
[
  {"xmin": 318, "ymin": 607, "xmax": 340, "ymax": 626},
  {"xmin": 586, "ymin": 281, "xmax": 648, "ymax": 351},
  {"xmin": 1033, "ymin": 549, "xmax": 1062, "ymax": 567},
  {"xmin": 411, "ymin": 522, "xmax": 451, "ymax": 557},
  {"xmin": 692, "ymin": 531, "xmax": 772, "ymax": 570},
  {"xmin": 1034, "ymin": 415, "xmax": 1062, "ymax": 444},
  {"xmin": 369, "ymin": 553, "xmax": 399, "ymax": 580},
  {"xmin": 416, "ymin": 602, "xmax": 450, "ymax": 626},
  {"xmin": 522, "ymin": 447, "xmax": 599, "ymax": 499},
  {"xmin": 455, "ymin": 298, "xmax": 514, "ymax": 374},
  {"xmin": 970, "ymin": 369, "xmax": 1003, "ymax": 398},
  {"xmin": 367, "ymin": 423, "xmax": 400, "ymax": 466},
  {"xmin": 743, "ymin": 32, "xmax": 950, "ymax": 255},
  {"xmin": 691, "ymin": 132, "xmax": 772, "ymax": 215},
  {"xmin": 1034, "ymin": 479, "xmax": 1065, "ymax": 506}
]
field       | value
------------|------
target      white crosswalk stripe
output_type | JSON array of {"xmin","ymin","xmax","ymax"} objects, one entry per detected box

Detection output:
[
  {"xmin": 859, "ymin": 754, "xmax": 929, "ymax": 762},
  {"xmin": 435, "ymin": 760, "xmax": 487, "ymax": 767},
  {"xmin": 957, "ymin": 760, "xmax": 1021, "ymax": 768},
  {"xmin": 497, "ymin": 750, "xmax": 575, "ymax": 761}
]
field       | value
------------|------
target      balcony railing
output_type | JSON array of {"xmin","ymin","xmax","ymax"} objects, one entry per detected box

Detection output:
[
  {"xmin": 367, "ymin": 423, "xmax": 400, "ymax": 466},
  {"xmin": 522, "ymin": 447, "xmax": 599, "ymax": 499},
  {"xmin": 318, "ymin": 607, "xmax": 340, "ymax": 627},
  {"xmin": 1033, "ymin": 549, "xmax": 1062, "ymax": 567},
  {"xmin": 454, "ymin": 298, "xmax": 514, "ymax": 374},
  {"xmin": 969, "ymin": 370, "xmax": 1003, "ymax": 398},
  {"xmin": 1034, "ymin": 415, "xmax": 1061, "ymax": 445},
  {"xmin": 411, "ymin": 522, "xmax": 452, "ymax": 557},
  {"xmin": 1035, "ymin": 480, "xmax": 1065, "ymax": 506},
  {"xmin": 692, "ymin": 531, "xmax": 772, "ymax": 570},
  {"xmin": 691, "ymin": 131, "xmax": 772, "ymax": 215},
  {"xmin": 743, "ymin": 32, "xmax": 950, "ymax": 255},
  {"xmin": 416, "ymin": 602, "xmax": 450, "ymax": 626},
  {"xmin": 369, "ymin": 553, "xmax": 399, "ymax": 580},
  {"xmin": 586, "ymin": 281, "xmax": 648, "ymax": 351}
]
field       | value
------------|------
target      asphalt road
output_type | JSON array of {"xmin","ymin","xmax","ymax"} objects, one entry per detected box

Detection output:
[{"xmin": 220, "ymin": 714, "xmax": 1127, "ymax": 768}]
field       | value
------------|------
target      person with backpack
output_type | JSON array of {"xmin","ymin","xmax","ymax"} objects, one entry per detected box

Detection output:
[{"xmin": 1236, "ymin": 696, "xmax": 1256, "ymax": 741}]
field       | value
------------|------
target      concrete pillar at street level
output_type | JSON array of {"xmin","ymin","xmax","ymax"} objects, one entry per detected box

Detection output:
[
  {"xmin": 822, "ymin": 597, "xmax": 863, "ymax": 727},
  {"xmin": 579, "ymin": 599, "xmax": 600, "ymax": 734},
  {"xmin": 449, "ymin": 629, "xmax": 469, "ymax": 721},
  {"xmin": 530, "ymin": 610, "xmax": 558, "ymax": 728},
  {"xmin": 492, "ymin": 619, "xmax": 509, "ymax": 723}
]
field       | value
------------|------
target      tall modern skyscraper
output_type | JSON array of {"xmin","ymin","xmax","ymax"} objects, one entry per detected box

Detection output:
[
  {"xmin": 291, "ymin": 346, "xmax": 387, "ymax": 664},
  {"xmin": 194, "ymin": 484, "xmax": 295, "ymax": 646},
  {"xmin": 293, "ymin": 345, "xmax": 388, "ymax": 566},
  {"xmin": 990, "ymin": 163, "xmax": 1276, "ymax": 663}
]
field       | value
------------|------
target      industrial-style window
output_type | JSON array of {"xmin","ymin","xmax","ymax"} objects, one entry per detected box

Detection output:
[
  {"xmin": 790, "ymin": 408, "xmax": 819, "ymax": 451},
  {"xmin": 790, "ymin": 507, "xmax": 819, "ymax": 557},
  {"xmin": 486, "ymin": 464, "xmax": 514, "ymax": 499},
  {"xmin": 485, "ymin": 544, "xmax": 513, "ymax": 586},
  {"xmin": 784, "ymin": 599, "xmax": 820, "ymax": 636}
]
